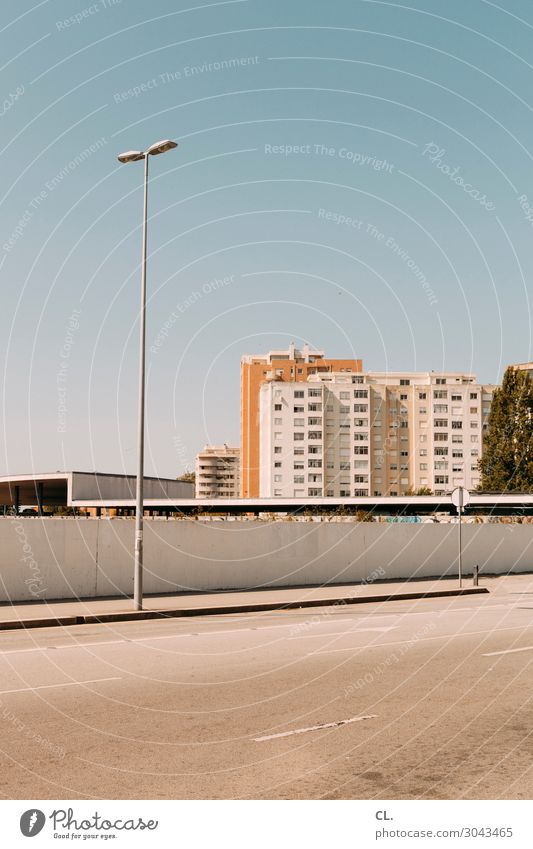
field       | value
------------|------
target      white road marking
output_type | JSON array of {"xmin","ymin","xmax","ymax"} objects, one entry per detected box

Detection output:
[
  {"xmin": 315, "ymin": 624, "xmax": 533, "ymax": 655},
  {"xmin": 293, "ymin": 627, "xmax": 396, "ymax": 639},
  {"xmin": 254, "ymin": 714, "xmax": 377, "ymax": 742},
  {"xmin": 0, "ymin": 618, "xmax": 365, "ymax": 654},
  {"xmin": 483, "ymin": 645, "xmax": 533, "ymax": 657},
  {"xmin": 0, "ymin": 676, "xmax": 121, "ymax": 695}
]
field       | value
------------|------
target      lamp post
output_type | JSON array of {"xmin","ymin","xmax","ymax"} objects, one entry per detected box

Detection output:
[{"xmin": 117, "ymin": 139, "xmax": 178, "ymax": 610}]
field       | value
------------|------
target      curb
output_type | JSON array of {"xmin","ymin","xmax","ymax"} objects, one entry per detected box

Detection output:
[{"xmin": 0, "ymin": 586, "xmax": 489, "ymax": 632}]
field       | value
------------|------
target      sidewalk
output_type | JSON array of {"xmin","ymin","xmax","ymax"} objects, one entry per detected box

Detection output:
[{"xmin": 0, "ymin": 577, "xmax": 488, "ymax": 632}]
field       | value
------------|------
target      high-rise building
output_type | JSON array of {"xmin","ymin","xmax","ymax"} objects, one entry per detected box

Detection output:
[
  {"xmin": 240, "ymin": 343, "xmax": 362, "ymax": 497},
  {"xmin": 259, "ymin": 371, "xmax": 496, "ymax": 497},
  {"xmin": 195, "ymin": 444, "xmax": 240, "ymax": 498}
]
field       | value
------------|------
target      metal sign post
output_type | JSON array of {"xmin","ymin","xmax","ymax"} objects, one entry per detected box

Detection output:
[{"xmin": 451, "ymin": 487, "xmax": 470, "ymax": 588}]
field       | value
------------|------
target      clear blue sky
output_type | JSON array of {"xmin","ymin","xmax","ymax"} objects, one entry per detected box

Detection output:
[{"xmin": 2, "ymin": 0, "xmax": 533, "ymax": 476}]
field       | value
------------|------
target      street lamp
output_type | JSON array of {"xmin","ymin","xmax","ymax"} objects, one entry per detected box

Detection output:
[{"xmin": 117, "ymin": 139, "xmax": 178, "ymax": 610}]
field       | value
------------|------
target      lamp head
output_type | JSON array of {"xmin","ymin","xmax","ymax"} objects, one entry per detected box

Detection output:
[
  {"xmin": 117, "ymin": 150, "xmax": 145, "ymax": 163},
  {"xmin": 147, "ymin": 139, "xmax": 178, "ymax": 156}
]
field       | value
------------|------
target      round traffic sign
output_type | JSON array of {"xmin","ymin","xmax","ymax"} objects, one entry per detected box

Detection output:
[{"xmin": 451, "ymin": 487, "xmax": 471, "ymax": 508}]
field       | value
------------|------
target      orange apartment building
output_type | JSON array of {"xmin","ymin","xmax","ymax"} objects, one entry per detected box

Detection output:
[{"xmin": 240, "ymin": 343, "xmax": 362, "ymax": 497}]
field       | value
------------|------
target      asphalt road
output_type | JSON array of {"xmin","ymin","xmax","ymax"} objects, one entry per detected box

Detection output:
[{"xmin": 1, "ymin": 577, "xmax": 533, "ymax": 800}]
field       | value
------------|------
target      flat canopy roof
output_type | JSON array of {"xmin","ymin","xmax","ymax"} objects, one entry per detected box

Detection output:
[{"xmin": 0, "ymin": 472, "xmax": 194, "ymax": 507}]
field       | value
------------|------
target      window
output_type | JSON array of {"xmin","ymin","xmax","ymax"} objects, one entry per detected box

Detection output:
[
  {"xmin": 274, "ymin": 475, "xmax": 282, "ymax": 482},
  {"xmin": 294, "ymin": 390, "xmax": 304, "ymax": 398},
  {"xmin": 420, "ymin": 463, "xmax": 428, "ymax": 470},
  {"xmin": 400, "ymin": 379, "xmax": 410, "ymax": 385},
  {"xmin": 434, "ymin": 390, "xmax": 447, "ymax": 399},
  {"xmin": 274, "ymin": 461, "xmax": 282, "ymax": 468},
  {"xmin": 471, "ymin": 435, "xmax": 479, "ymax": 443},
  {"xmin": 308, "ymin": 431, "xmax": 322, "ymax": 440},
  {"xmin": 339, "ymin": 461, "xmax": 350, "ymax": 470},
  {"xmin": 354, "ymin": 404, "xmax": 368, "ymax": 412},
  {"xmin": 434, "ymin": 405, "xmax": 448, "ymax": 414},
  {"xmin": 436, "ymin": 378, "xmax": 446, "ymax": 384},
  {"xmin": 434, "ymin": 433, "xmax": 448, "ymax": 442},
  {"xmin": 434, "ymin": 461, "xmax": 448, "ymax": 470},
  {"xmin": 274, "ymin": 404, "xmax": 282, "ymax": 411},
  {"xmin": 470, "ymin": 421, "xmax": 478, "ymax": 428},
  {"xmin": 293, "ymin": 462, "xmax": 304, "ymax": 470},
  {"xmin": 308, "ymin": 403, "xmax": 322, "ymax": 412},
  {"xmin": 452, "ymin": 464, "xmax": 463, "ymax": 473},
  {"xmin": 419, "ymin": 392, "xmax": 427, "ymax": 399},
  {"xmin": 354, "ymin": 390, "xmax": 368, "ymax": 398},
  {"xmin": 390, "ymin": 464, "xmax": 398, "ymax": 471},
  {"xmin": 400, "ymin": 421, "xmax": 408, "ymax": 428},
  {"xmin": 274, "ymin": 489, "xmax": 282, "ymax": 496},
  {"xmin": 354, "ymin": 433, "xmax": 368, "ymax": 441},
  {"xmin": 308, "ymin": 459, "xmax": 322, "ymax": 468},
  {"xmin": 354, "ymin": 475, "xmax": 368, "ymax": 483},
  {"xmin": 400, "ymin": 450, "xmax": 409, "ymax": 457},
  {"xmin": 354, "ymin": 446, "xmax": 369, "ymax": 454},
  {"xmin": 275, "ymin": 432, "xmax": 282, "ymax": 440},
  {"xmin": 294, "ymin": 433, "xmax": 304, "ymax": 441},
  {"xmin": 308, "ymin": 474, "xmax": 322, "ymax": 483},
  {"xmin": 354, "ymin": 418, "xmax": 368, "ymax": 427},
  {"xmin": 451, "ymin": 421, "xmax": 463, "ymax": 429},
  {"xmin": 340, "ymin": 391, "xmax": 350, "ymax": 400},
  {"xmin": 294, "ymin": 448, "xmax": 304, "ymax": 455},
  {"xmin": 420, "ymin": 449, "xmax": 428, "ymax": 456},
  {"xmin": 470, "ymin": 392, "xmax": 478, "ymax": 400},
  {"xmin": 400, "ymin": 394, "xmax": 408, "ymax": 400},
  {"xmin": 339, "ymin": 405, "xmax": 350, "ymax": 414},
  {"xmin": 274, "ymin": 446, "xmax": 282, "ymax": 454},
  {"xmin": 293, "ymin": 475, "xmax": 304, "ymax": 483},
  {"xmin": 452, "ymin": 435, "xmax": 462, "ymax": 443},
  {"xmin": 452, "ymin": 450, "xmax": 463, "ymax": 458},
  {"xmin": 434, "ymin": 419, "xmax": 448, "ymax": 428},
  {"xmin": 274, "ymin": 418, "xmax": 282, "ymax": 426},
  {"xmin": 434, "ymin": 447, "xmax": 448, "ymax": 455},
  {"xmin": 354, "ymin": 489, "xmax": 368, "ymax": 496},
  {"xmin": 308, "ymin": 488, "xmax": 322, "ymax": 496},
  {"xmin": 435, "ymin": 475, "xmax": 449, "ymax": 484},
  {"xmin": 308, "ymin": 446, "xmax": 321, "ymax": 454},
  {"xmin": 293, "ymin": 405, "xmax": 304, "ymax": 413},
  {"xmin": 419, "ymin": 407, "xmax": 427, "ymax": 415},
  {"xmin": 308, "ymin": 417, "xmax": 321, "ymax": 426},
  {"xmin": 308, "ymin": 389, "xmax": 321, "ymax": 397},
  {"xmin": 326, "ymin": 490, "xmax": 334, "ymax": 497},
  {"xmin": 354, "ymin": 460, "xmax": 368, "ymax": 468}
]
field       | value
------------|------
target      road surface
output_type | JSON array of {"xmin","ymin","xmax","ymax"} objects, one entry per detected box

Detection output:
[{"xmin": 0, "ymin": 576, "xmax": 532, "ymax": 799}]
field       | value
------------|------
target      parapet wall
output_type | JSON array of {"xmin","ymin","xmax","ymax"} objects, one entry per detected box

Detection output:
[{"xmin": 1, "ymin": 517, "xmax": 531, "ymax": 602}]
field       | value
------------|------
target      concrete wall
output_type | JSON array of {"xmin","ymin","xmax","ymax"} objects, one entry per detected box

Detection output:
[
  {"xmin": 70, "ymin": 472, "xmax": 194, "ymax": 501},
  {"xmin": 1, "ymin": 517, "xmax": 532, "ymax": 602}
]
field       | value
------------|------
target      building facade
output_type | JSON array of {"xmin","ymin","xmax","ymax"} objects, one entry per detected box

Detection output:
[
  {"xmin": 195, "ymin": 445, "xmax": 240, "ymax": 498},
  {"xmin": 240, "ymin": 344, "xmax": 362, "ymax": 497},
  {"xmin": 259, "ymin": 371, "xmax": 495, "ymax": 498}
]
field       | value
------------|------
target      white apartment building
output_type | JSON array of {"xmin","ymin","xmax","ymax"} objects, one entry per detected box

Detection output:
[
  {"xmin": 195, "ymin": 444, "xmax": 240, "ymax": 498},
  {"xmin": 259, "ymin": 372, "xmax": 495, "ymax": 498}
]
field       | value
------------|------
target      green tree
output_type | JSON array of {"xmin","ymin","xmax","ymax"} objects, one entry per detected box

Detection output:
[
  {"xmin": 177, "ymin": 470, "xmax": 196, "ymax": 484},
  {"xmin": 478, "ymin": 366, "xmax": 533, "ymax": 491}
]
